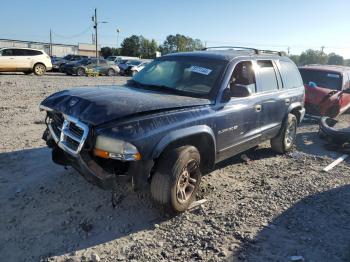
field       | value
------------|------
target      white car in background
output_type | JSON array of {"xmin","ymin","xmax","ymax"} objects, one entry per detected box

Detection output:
[
  {"xmin": 130, "ymin": 60, "xmax": 151, "ymax": 76},
  {"xmin": 106, "ymin": 55, "xmax": 139, "ymax": 64},
  {"xmin": 0, "ymin": 47, "xmax": 52, "ymax": 76}
]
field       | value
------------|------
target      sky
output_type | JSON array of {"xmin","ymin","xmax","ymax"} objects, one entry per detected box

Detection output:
[{"xmin": 1, "ymin": 0, "xmax": 350, "ymax": 57}]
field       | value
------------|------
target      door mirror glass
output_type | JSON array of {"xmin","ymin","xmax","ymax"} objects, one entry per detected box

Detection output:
[{"xmin": 230, "ymin": 84, "xmax": 252, "ymax": 97}]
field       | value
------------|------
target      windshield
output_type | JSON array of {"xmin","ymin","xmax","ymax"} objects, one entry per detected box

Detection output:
[
  {"xmin": 133, "ymin": 56, "xmax": 226, "ymax": 96},
  {"xmin": 107, "ymin": 56, "xmax": 116, "ymax": 61},
  {"xmin": 299, "ymin": 69, "xmax": 343, "ymax": 91}
]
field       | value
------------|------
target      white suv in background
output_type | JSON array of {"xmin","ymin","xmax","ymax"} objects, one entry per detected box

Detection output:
[{"xmin": 0, "ymin": 48, "xmax": 52, "ymax": 76}]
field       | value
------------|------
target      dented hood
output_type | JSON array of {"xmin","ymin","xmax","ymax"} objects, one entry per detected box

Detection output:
[{"xmin": 41, "ymin": 85, "xmax": 211, "ymax": 125}]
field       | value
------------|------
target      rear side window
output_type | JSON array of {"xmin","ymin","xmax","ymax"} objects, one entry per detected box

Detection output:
[
  {"xmin": 27, "ymin": 50, "xmax": 42, "ymax": 56},
  {"xmin": 279, "ymin": 60, "xmax": 303, "ymax": 89},
  {"xmin": 257, "ymin": 60, "xmax": 279, "ymax": 92}
]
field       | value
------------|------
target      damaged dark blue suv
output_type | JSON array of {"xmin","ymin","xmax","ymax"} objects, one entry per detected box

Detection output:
[{"xmin": 40, "ymin": 47, "xmax": 305, "ymax": 212}]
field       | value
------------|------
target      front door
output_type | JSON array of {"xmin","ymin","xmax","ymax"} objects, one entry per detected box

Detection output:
[
  {"xmin": 0, "ymin": 49, "xmax": 16, "ymax": 71},
  {"xmin": 216, "ymin": 61, "xmax": 262, "ymax": 161}
]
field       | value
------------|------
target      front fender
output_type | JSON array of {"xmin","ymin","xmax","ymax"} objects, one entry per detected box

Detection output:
[{"xmin": 152, "ymin": 125, "xmax": 216, "ymax": 159}]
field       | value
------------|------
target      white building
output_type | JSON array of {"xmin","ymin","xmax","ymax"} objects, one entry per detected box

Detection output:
[{"xmin": 0, "ymin": 39, "xmax": 100, "ymax": 57}]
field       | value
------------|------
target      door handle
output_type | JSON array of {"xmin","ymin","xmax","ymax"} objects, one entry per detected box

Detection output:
[
  {"xmin": 285, "ymin": 99, "xmax": 291, "ymax": 105},
  {"xmin": 255, "ymin": 105, "xmax": 262, "ymax": 112}
]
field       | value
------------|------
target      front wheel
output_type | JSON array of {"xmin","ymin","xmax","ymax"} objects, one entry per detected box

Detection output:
[
  {"xmin": 33, "ymin": 63, "xmax": 46, "ymax": 76},
  {"xmin": 151, "ymin": 146, "xmax": 201, "ymax": 212},
  {"xmin": 271, "ymin": 113, "xmax": 297, "ymax": 153},
  {"xmin": 77, "ymin": 67, "xmax": 85, "ymax": 76},
  {"xmin": 107, "ymin": 68, "xmax": 115, "ymax": 76}
]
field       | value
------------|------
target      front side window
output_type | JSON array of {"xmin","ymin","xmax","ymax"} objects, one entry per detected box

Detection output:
[
  {"xmin": 257, "ymin": 60, "xmax": 279, "ymax": 92},
  {"xmin": 231, "ymin": 61, "xmax": 256, "ymax": 93},
  {"xmin": 1, "ymin": 49, "xmax": 14, "ymax": 56},
  {"xmin": 299, "ymin": 69, "xmax": 342, "ymax": 91},
  {"xmin": 133, "ymin": 57, "xmax": 227, "ymax": 96}
]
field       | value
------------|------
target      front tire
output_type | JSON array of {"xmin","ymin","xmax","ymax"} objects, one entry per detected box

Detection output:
[
  {"xmin": 151, "ymin": 146, "xmax": 201, "ymax": 212},
  {"xmin": 77, "ymin": 67, "xmax": 85, "ymax": 76},
  {"xmin": 271, "ymin": 113, "xmax": 297, "ymax": 153},
  {"xmin": 33, "ymin": 63, "xmax": 46, "ymax": 76},
  {"xmin": 107, "ymin": 68, "xmax": 115, "ymax": 76}
]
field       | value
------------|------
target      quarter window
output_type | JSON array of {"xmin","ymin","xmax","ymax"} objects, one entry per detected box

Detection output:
[
  {"xmin": 257, "ymin": 60, "xmax": 279, "ymax": 92},
  {"xmin": 279, "ymin": 60, "xmax": 303, "ymax": 89}
]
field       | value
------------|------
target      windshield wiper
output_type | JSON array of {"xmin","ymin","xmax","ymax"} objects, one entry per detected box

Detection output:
[{"xmin": 129, "ymin": 80, "xmax": 200, "ymax": 97}]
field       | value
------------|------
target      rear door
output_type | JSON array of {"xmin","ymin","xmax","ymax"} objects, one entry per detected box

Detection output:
[{"xmin": 255, "ymin": 60, "xmax": 287, "ymax": 140}]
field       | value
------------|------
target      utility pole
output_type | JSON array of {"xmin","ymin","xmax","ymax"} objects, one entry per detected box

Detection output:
[
  {"xmin": 116, "ymin": 28, "xmax": 120, "ymax": 49},
  {"xmin": 93, "ymin": 8, "xmax": 98, "ymax": 58},
  {"xmin": 49, "ymin": 29, "xmax": 53, "ymax": 56},
  {"xmin": 92, "ymin": 8, "xmax": 107, "ymax": 58}
]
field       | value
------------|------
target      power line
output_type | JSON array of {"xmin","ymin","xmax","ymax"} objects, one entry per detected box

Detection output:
[{"xmin": 52, "ymin": 26, "xmax": 92, "ymax": 39}]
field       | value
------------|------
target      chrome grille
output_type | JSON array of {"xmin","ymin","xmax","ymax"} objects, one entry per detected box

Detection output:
[{"xmin": 48, "ymin": 114, "xmax": 89, "ymax": 156}]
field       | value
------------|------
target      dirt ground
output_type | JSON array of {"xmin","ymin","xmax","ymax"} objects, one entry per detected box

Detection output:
[{"xmin": 0, "ymin": 73, "xmax": 349, "ymax": 262}]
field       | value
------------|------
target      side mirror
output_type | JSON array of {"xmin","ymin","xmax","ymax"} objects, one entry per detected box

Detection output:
[{"xmin": 230, "ymin": 84, "xmax": 252, "ymax": 97}]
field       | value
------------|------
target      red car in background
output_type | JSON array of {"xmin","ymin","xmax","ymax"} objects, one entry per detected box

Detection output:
[{"xmin": 299, "ymin": 65, "xmax": 350, "ymax": 117}]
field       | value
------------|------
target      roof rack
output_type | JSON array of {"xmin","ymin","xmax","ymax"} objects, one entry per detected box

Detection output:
[{"xmin": 202, "ymin": 46, "xmax": 283, "ymax": 56}]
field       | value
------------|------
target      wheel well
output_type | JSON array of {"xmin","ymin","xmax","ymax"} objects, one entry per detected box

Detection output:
[
  {"xmin": 155, "ymin": 133, "xmax": 216, "ymax": 174},
  {"xmin": 33, "ymin": 62, "xmax": 45, "ymax": 69},
  {"xmin": 290, "ymin": 107, "xmax": 301, "ymax": 123}
]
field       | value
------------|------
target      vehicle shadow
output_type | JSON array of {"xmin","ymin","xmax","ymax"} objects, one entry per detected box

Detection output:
[
  {"xmin": 229, "ymin": 185, "xmax": 350, "ymax": 261},
  {"xmin": 215, "ymin": 146, "xmax": 279, "ymax": 170},
  {"xmin": 0, "ymin": 147, "xmax": 166, "ymax": 261}
]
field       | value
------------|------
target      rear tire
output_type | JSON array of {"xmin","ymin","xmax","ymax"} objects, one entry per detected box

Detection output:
[
  {"xmin": 271, "ymin": 113, "xmax": 297, "ymax": 153},
  {"xmin": 151, "ymin": 146, "xmax": 201, "ymax": 213},
  {"xmin": 33, "ymin": 63, "xmax": 46, "ymax": 76}
]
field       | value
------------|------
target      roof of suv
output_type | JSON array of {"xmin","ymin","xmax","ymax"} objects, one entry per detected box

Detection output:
[
  {"xmin": 0, "ymin": 47, "xmax": 43, "ymax": 52},
  {"xmin": 300, "ymin": 64, "xmax": 350, "ymax": 73},
  {"xmin": 165, "ymin": 48, "xmax": 288, "ymax": 62}
]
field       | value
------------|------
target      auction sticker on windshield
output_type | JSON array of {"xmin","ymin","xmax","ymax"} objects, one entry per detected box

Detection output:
[
  {"xmin": 327, "ymin": 73, "xmax": 340, "ymax": 78},
  {"xmin": 189, "ymin": 66, "xmax": 212, "ymax": 75}
]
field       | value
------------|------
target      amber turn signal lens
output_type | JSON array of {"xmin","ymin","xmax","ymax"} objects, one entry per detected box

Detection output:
[
  {"xmin": 93, "ymin": 148, "xmax": 110, "ymax": 159},
  {"xmin": 134, "ymin": 152, "xmax": 142, "ymax": 161}
]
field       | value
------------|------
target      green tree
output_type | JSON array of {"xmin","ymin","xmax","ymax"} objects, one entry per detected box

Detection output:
[
  {"xmin": 299, "ymin": 49, "xmax": 327, "ymax": 65},
  {"xmin": 140, "ymin": 37, "xmax": 159, "ymax": 58},
  {"xmin": 120, "ymin": 35, "xmax": 159, "ymax": 58},
  {"xmin": 160, "ymin": 34, "xmax": 204, "ymax": 54},
  {"xmin": 344, "ymin": 59, "xmax": 350, "ymax": 66},
  {"xmin": 101, "ymin": 46, "xmax": 113, "ymax": 58},
  {"xmin": 120, "ymin": 35, "xmax": 142, "ymax": 57},
  {"xmin": 289, "ymin": 55, "xmax": 300, "ymax": 66},
  {"xmin": 327, "ymin": 53, "xmax": 344, "ymax": 65}
]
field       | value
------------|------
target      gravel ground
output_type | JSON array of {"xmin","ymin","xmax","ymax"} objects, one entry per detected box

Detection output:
[{"xmin": 0, "ymin": 73, "xmax": 349, "ymax": 262}]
